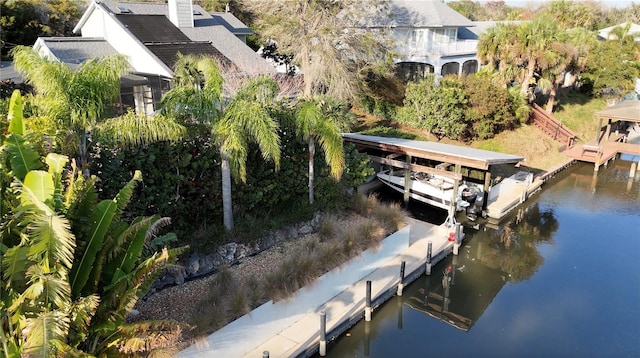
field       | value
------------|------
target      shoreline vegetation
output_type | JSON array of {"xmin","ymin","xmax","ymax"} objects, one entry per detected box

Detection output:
[
  {"xmin": 134, "ymin": 194, "xmax": 409, "ymax": 348},
  {"xmin": 135, "ymin": 92, "xmax": 608, "ymax": 348}
]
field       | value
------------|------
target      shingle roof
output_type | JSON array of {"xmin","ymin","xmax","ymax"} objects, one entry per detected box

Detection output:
[
  {"xmin": 116, "ymin": 14, "xmax": 191, "ymax": 43},
  {"xmin": 180, "ymin": 25, "xmax": 274, "ymax": 75},
  {"xmin": 98, "ymin": 0, "xmax": 272, "ymax": 75},
  {"xmin": 146, "ymin": 42, "xmax": 234, "ymax": 71},
  {"xmin": 37, "ymin": 37, "xmax": 119, "ymax": 64},
  {"xmin": 100, "ymin": 0, "xmax": 252, "ymax": 35},
  {"xmin": 463, "ymin": 21, "xmax": 522, "ymax": 39},
  {"xmin": 208, "ymin": 12, "xmax": 252, "ymax": 35},
  {"xmin": 389, "ymin": 0, "xmax": 474, "ymax": 28},
  {"xmin": 1, "ymin": 62, "xmax": 22, "ymax": 83}
]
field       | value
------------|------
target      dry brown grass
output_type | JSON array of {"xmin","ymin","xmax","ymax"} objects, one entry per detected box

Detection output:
[{"xmin": 473, "ymin": 125, "xmax": 569, "ymax": 171}]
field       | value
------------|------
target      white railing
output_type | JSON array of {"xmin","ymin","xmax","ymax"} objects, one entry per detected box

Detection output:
[{"xmin": 400, "ymin": 39, "xmax": 479, "ymax": 57}]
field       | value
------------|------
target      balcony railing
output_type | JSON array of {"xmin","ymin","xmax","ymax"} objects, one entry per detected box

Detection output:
[{"xmin": 400, "ymin": 39, "xmax": 479, "ymax": 57}]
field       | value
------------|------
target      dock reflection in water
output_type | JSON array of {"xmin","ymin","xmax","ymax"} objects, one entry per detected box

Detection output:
[
  {"xmin": 327, "ymin": 161, "xmax": 638, "ymax": 357},
  {"xmin": 403, "ymin": 255, "xmax": 507, "ymax": 332},
  {"xmin": 326, "ymin": 201, "xmax": 560, "ymax": 357}
]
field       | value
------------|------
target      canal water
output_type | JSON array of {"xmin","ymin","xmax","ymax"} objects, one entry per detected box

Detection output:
[{"xmin": 326, "ymin": 158, "xmax": 640, "ymax": 357}]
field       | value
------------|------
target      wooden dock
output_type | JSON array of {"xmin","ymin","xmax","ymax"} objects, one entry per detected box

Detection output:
[{"xmin": 564, "ymin": 138, "xmax": 640, "ymax": 171}]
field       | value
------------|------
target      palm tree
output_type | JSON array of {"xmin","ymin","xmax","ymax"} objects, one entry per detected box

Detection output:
[
  {"xmin": 216, "ymin": 75, "xmax": 281, "ymax": 230},
  {"xmin": 161, "ymin": 55, "xmax": 281, "ymax": 231},
  {"xmin": 294, "ymin": 96, "xmax": 346, "ymax": 205},
  {"xmin": 10, "ymin": 46, "xmax": 185, "ymax": 176}
]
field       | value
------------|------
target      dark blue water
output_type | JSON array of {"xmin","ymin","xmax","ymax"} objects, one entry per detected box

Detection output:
[{"xmin": 327, "ymin": 159, "xmax": 640, "ymax": 357}]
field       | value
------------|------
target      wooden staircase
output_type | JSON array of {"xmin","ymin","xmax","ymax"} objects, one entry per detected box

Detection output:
[{"xmin": 528, "ymin": 104, "xmax": 576, "ymax": 148}]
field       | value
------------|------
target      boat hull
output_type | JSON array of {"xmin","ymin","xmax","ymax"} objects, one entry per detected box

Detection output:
[{"xmin": 376, "ymin": 170, "xmax": 453, "ymax": 210}]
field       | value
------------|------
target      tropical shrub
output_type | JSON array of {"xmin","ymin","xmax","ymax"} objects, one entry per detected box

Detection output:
[
  {"xmin": 90, "ymin": 106, "xmax": 375, "ymax": 245},
  {"xmin": 459, "ymin": 74, "xmax": 521, "ymax": 140},
  {"xmin": 396, "ymin": 74, "xmax": 468, "ymax": 141},
  {"xmin": 0, "ymin": 91, "xmax": 185, "ymax": 356}
]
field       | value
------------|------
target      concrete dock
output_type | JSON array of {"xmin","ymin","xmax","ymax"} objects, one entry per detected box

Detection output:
[{"xmin": 178, "ymin": 218, "xmax": 458, "ymax": 358}]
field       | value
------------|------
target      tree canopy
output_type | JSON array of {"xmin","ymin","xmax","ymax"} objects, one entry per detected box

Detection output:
[
  {"xmin": 396, "ymin": 74, "xmax": 468, "ymax": 141},
  {"xmin": 242, "ymin": 0, "xmax": 394, "ymax": 101},
  {"xmin": 0, "ymin": 0, "xmax": 83, "ymax": 60}
]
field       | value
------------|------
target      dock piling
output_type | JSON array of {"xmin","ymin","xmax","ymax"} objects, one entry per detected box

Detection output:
[
  {"xmin": 631, "ymin": 162, "xmax": 638, "ymax": 179},
  {"xmin": 319, "ymin": 311, "xmax": 327, "ymax": 356},
  {"xmin": 426, "ymin": 241, "xmax": 433, "ymax": 276},
  {"xmin": 365, "ymin": 281, "xmax": 372, "ymax": 321},
  {"xmin": 453, "ymin": 223, "xmax": 462, "ymax": 255},
  {"xmin": 397, "ymin": 261, "xmax": 406, "ymax": 296}
]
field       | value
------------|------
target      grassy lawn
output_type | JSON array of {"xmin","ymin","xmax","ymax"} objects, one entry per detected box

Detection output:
[{"xmin": 552, "ymin": 92, "xmax": 608, "ymax": 143}]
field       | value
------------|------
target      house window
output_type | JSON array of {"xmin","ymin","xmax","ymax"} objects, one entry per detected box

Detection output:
[
  {"xmin": 431, "ymin": 28, "xmax": 456, "ymax": 43},
  {"xmin": 410, "ymin": 29, "xmax": 425, "ymax": 47}
]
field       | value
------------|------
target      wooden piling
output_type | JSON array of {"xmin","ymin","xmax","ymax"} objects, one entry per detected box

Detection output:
[
  {"xmin": 319, "ymin": 311, "xmax": 326, "ymax": 356},
  {"xmin": 365, "ymin": 281, "xmax": 372, "ymax": 321},
  {"xmin": 631, "ymin": 162, "xmax": 637, "ymax": 179},
  {"xmin": 397, "ymin": 261, "xmax": 406, "ymax": 296},
  {"xmin": 426, "ymin": 241, "xmax": 433, "ymax": 275},
  {"xmin": 453, "ymin": 223, "xmax": 462, "ymax": 255},
  {"xmin": 403, "ymin": 155, "xmax": 411, "ymax": 206}
]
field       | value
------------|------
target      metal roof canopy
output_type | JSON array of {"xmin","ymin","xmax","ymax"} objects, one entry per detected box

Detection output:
[
  {"xmin": 342, "ymin": 133, "xmax": 525, "ymax": 171},
  {"xmin": 595, "ymin": 100, "xmax": 640, "ymax": 123}
]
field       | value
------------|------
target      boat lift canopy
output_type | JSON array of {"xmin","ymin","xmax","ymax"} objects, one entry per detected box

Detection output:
[{"xmin": 342, "ymin": 133, "xmax": 525, "ymax": 171}]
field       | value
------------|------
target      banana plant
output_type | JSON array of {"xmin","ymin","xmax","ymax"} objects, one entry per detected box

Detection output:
[{"xmin": 1, "ymin": 90, "xmax": 186, "ymax": 357}]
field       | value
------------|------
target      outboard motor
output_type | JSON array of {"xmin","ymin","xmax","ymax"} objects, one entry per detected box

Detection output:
[{"xmin": 462, "ymin": 186, "xmax": 482, "ymax": 221}]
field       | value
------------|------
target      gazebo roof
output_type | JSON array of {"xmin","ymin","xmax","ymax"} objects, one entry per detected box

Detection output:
[{"xmin": 595, "ymin": 101, "xmax": 640, "ymax": 123}]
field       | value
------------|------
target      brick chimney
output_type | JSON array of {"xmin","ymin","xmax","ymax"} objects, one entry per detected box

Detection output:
[{"xmin": 168, "ymin": 0, "xmax": 194, "ymax": 28}]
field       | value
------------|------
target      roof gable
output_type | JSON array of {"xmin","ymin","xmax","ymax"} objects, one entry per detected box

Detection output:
[
  {"xmin": 35, "ymin": 37, "xmax": 118, "ymax": 64},
  {"xmin": 73, "ymin": 0, "xmax": 273, "ymax": 76}
]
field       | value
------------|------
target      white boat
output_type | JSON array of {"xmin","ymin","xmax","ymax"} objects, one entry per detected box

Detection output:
[{"xmin": 376, "ymin": 169, "xmax": 485, "ymax": 220}]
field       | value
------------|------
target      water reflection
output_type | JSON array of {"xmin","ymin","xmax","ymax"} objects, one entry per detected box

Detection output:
[
  {"xmin": 403, "ymin": 256, "xmax": 507, "ymax": 332},
  {"xmin": 328, "ymin": 161, "xmax": 639, "ymax": 357}
]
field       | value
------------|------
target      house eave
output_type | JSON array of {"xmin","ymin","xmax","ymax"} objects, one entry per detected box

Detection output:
[{"xmin": 73, "ymin": 0, "xmax": 97, "ymax": 34}]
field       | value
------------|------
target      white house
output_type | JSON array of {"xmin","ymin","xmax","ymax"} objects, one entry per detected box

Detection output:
[
  {"xmin": 31, "ymin": 0, "xmax": 274, "ymax": 115},
  {"xmin": 385, "ymin": 0, "xmax": 480, "ymax": 81}
]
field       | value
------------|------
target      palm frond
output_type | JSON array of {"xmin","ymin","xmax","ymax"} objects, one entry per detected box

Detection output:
[
  {"xmin": 315, "ymin": 119, "xmax": 345, "ymax": 180},
  {"xmin": 67, "ymin": 294, "xmax": 100, "ymax": 348},
  {"xmin": 105, "ymin": 320, "xmax": 183, "ymax": 356},
  {"xmin": 64, "ymin": 168, "xmax": 99, "ymax": 245},
  {"xmin": 294, "ymin": 100, "xmax": 321, "ymax": 139},
  {"xmin": 230, "ymin": 100, "xmax": 281, "ymax": 167},
  {"xmin": 104, "ymin": 216, "xmax": 155, "ymax": 263},
  {"xmin": 3, "ymin": 133, "xmax": 43, "ymax": 181},
  {"xmin": 69, "ymin": 198, "xmax": 117, "ymax": 298},
  {"xmin": 102, "ymin": 217, "xmax": 154, "ymax": 286},
  {"xmin": 94, "ymin": 111, "xmax": 186, "ymax": 147},
  {"xmin": 96, "ymin": 249, "xmax": 171, "ymax": 326},
  {"xmin": 22, "ymin": 264, "xmax": 71, "ymax": 309},
  {"xmin": 7, "ymin": 90, "xmax": 25, "ymax": 135},
  {"xmin": 113, "ymin": 170, "xmax": 142, "ymax": 221},
  {"xmin": 21, "ymin": 310, "xmax": 70, "ymax": 358},
  {"xmin": 145, "ymin": 217, "xmax": 172, "ymax": 243},
  {"xmin": 27, "ymin": 211, "xmax": 76, "ymax": 271},
  {"xmin": 2, "ymin": 246, "xmax": 29, "ymax": 288}
]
